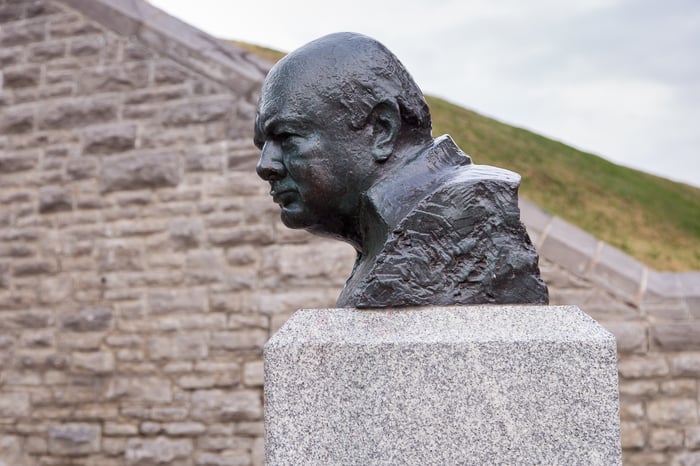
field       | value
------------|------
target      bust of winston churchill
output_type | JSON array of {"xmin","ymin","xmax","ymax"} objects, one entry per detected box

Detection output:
[{"xmin": 254, "ymin": 32, "xmax": 548, "ymax": 308}]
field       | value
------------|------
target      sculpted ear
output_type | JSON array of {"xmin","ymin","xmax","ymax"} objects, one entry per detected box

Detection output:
[{"xmin": 368, "ymin": 101, "xmax": 401, "ymax": 162}]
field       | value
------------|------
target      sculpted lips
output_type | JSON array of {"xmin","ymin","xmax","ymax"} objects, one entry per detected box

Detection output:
[{"xmin": 270, "ymin": 185, "xmax": 298, "ymax": 206}]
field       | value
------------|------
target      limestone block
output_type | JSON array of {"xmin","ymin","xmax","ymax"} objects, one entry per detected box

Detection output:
[
  {"xmin": 28, "ymin": 41, "xmax": 66, "ymax": 62},
  {"xmin": 603, "ymin": 321, "xmax": 648, "ymax": 354},
  {"xmin": 80, "ymin": 62, "xmax": 149, "ymax": 93},
  {"xmin": 48, "ymin": 423, "xmax": 101, "ymax": 456},
  {"xmin": 650, "ymin": 428, "xmax": 684, "ymax": 451},
  {"xmin": 162, "ymin": 421, "xmax": 206, "ymax": 436},
  {"xmin": 647, "ymin": 399, "xmax": 698, "ymax": 426},
  {"xmin": 3, "ymin": 65, "xmax": 40, "ymax": 89},
  {"xmin": 60, "ymin": 307, "xmax": 113, "ymax": 332},
  {"xmin": 210, "ymin": 329, "xmax": 267, "ymax": 351},
  {"xmin": 208, "ymin": 225, "xmax": 274, "ymax": 247},
  {"xmin": 83, "ymin": 123, "xmax": 137, "ymax": 155},
  {"xmin": 125, "ymin": 437, "xmax": 192, "ymax": 465},
  {"xmin": 147, "ymin": 288, "xmax": 207, "ymax": 314},
  {"xmin": 0, "ymin": 152, "xmax": 38, "ymax": 172},
  {"xmin": 64, "ymin": 157, "xmax": 95, "ymax": 181},
  {"xmin": 147, "ymin": 332, "xmax": 208, "ymax": 361},
  {"xmin": 621, "ymin": 421, "xmax": 646, "ymax": 450},
  {"xmin": 686, "ymin": 426, "xmax": 700, "ymax": 450},
  {"xmin": 72, "ymin": 351, "xmax": 115, "ymax": 374},
  {"xmin": 100, "ymin": 152, "xmax": 181, "ymax": 192},
  {"xmin": 0, "ymin": 435, "xmax": 31, "ymax": 466},
  {"xmin": 653, "ymin": 323, "xmax": 700, "ymax": 350},
  {"xmin": 191, "ymin": 389, "xmax": 262, "ymax": 422},
  {"xmin": 0, "ymin": 21, "xmax": 44, "ymax": 47},
  {"xmin": 243, "ymin": 360, "xmax": 264, "ymax": 387},
  {"xmin": 661, "ymin": 379, "xmax": 697, "ymax": 397},
  {"xmin": 39, "ymin": 185, "xmax": 72, "ymax": 213},
  {"xmin": 103, "ymin": 422, "xmax": 138, "ymax": 436},
  {"xmin": 105, "ymin": 376, "xmax": 172, "ymax": 403},
  {"xmin": 0, "ymin": 392, "xmax": 30, "ymax": 417},
  {"xmin": 161, "ymin": 99, "xmax": 231, "ymax": 126},
  {"xmin": 265, "ymin": 306, "xmax": 621, "ymax": 465},
  {"xmin": 39, "ymin": 97, "xmax": 119, "ymax": 130},
  {"xmin": 618, "ymin": 355, "xmax": 669, "ymax": 379},
  {"xmin": 154, "ymin": 61, "xmax": 190, "ymax": 85},
  {"xmin": 0, "ymin": 105, "xmax": 34, "ymax": 133},
  {"xmin": 195, "ymin": 452, "xmax": 251, "ymax": 466},
  {"xmin": 619, "ymin": 380, "xmax": 659, "ymax": 397}
]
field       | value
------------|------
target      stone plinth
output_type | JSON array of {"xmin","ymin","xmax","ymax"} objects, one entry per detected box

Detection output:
[{"xmin": 264, "ymin": 306, "xmax": 621, "ymax": 465}]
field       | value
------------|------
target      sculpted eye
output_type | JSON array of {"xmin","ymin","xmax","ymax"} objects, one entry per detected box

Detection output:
[
  {"xmin": 276, "ymin": 132, "xmax": 295, "ymax": 141},
  {"xmin": 275, "ymin": 132, "xmax": 300, "ymax": 146}
]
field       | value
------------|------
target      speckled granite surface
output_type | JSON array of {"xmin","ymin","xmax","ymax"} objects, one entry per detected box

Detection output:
[{"xmin": 264, "ymin": 306, "xmax": 621, "ymax": 465}]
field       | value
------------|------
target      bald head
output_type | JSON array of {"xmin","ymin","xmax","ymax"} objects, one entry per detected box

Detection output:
[
  {"xmin": 258, "ymin": 32, "xmax": 432, "ymax": 146},
  {"xmin": 254, "ymin": 33, "xmax": 433, "ymax": 249}
]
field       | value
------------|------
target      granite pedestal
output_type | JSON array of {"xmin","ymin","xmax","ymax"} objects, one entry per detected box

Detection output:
[{"xmin": 264, "ymin": 306, "xmax": 621, "ymax": 465}]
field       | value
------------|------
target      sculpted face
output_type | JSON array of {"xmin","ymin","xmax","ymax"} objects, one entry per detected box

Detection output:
[{"xmin": 255, "ymin": 61, "xmax": 377, "ymax": 242}]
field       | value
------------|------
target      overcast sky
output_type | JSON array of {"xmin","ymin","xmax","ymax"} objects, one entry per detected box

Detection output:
[{"xmin": 150, "ymin": 0, "xmax": 700, "ymax": 188}]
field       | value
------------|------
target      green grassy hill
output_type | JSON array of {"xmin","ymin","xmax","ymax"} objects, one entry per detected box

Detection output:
[{"xmin": 235, "ymin": 41, "xmax": 700, "ymax": 271}]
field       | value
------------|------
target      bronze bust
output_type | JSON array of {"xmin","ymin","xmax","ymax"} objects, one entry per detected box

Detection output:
[{"xmin": 255, "ymin": 32, "xmax": 548, "ymax": 308}]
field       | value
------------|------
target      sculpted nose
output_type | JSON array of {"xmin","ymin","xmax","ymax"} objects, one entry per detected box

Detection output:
[{"xmin": 256, "ymin": 143, "xmax": 286, "ymax": 181}]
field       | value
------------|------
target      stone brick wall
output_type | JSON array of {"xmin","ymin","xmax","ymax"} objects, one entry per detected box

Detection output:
[
  {"xmin": 0, "ymin": 0, "xmax": 698, "ymax": 465},
  {"xmin": 0, "ymin": 1, "xmax": 353, "ymax": 464}
]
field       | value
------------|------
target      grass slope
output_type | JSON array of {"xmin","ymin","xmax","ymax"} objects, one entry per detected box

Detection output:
[
  {"xmin": 428, "ymin": 96, "xmax": 700, "ymax": 271},
  {"xmin": 234, "ymin": 41, "xmax": 700, "ymax": 271}
]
